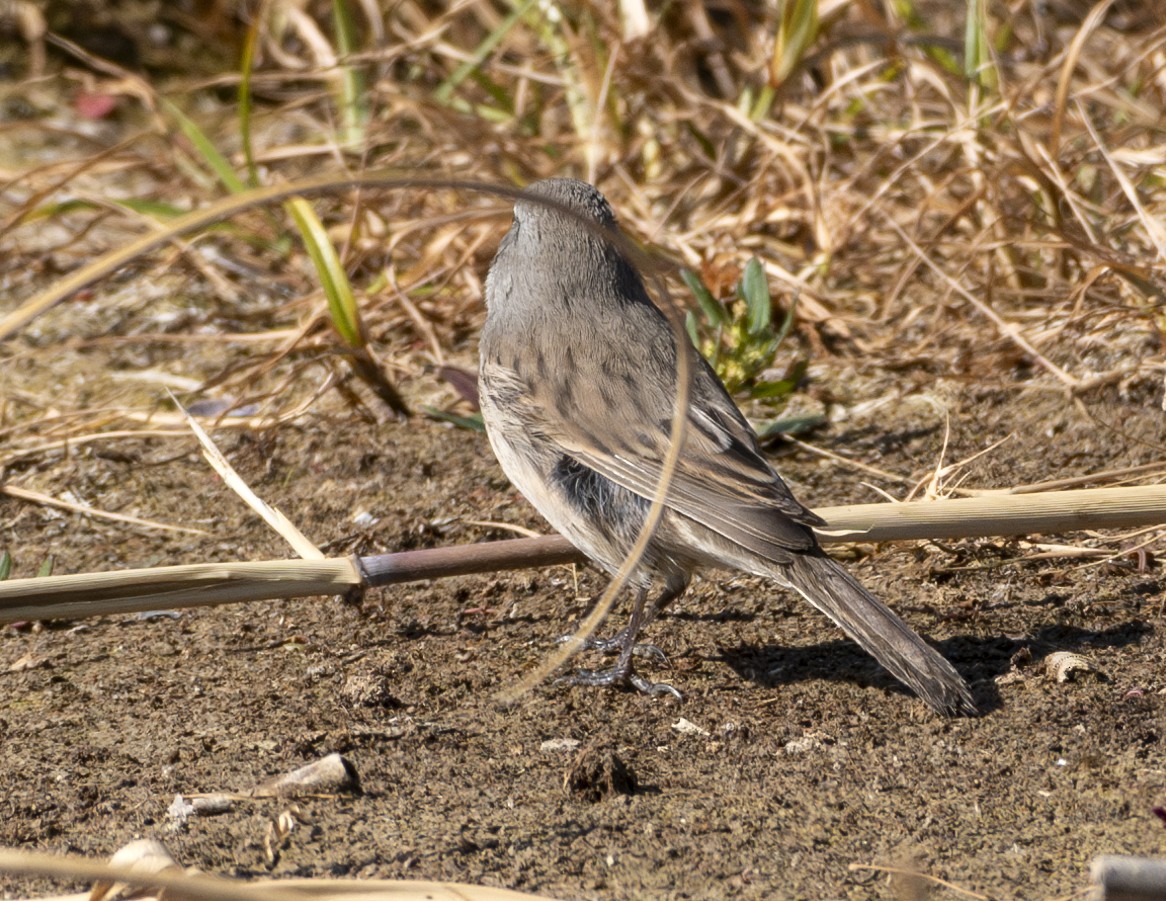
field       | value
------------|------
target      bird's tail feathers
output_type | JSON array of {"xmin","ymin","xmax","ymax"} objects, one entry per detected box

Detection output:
[{"xmin": 783, "ymin": 552, "xmax": 976, "ymax": 716}]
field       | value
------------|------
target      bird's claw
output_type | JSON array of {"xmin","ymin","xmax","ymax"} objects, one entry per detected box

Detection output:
[
  {"xmin": 558, "ymin": 666, "xmax": 682, "ymax": 700},
  {"xmin": 627, "ymin": 673, "xmax": 683, "ymax": 699}
]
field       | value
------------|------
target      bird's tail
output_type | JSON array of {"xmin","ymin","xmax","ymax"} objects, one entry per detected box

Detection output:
[{"xmin": 782, "ymin": 551, "xmax": 976, "ymax": 715}]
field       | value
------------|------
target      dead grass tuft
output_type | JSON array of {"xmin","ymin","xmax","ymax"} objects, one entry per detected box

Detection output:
[{"xmin": 0, "ymin": 1, "xmax": 1163, "ymax": 523}]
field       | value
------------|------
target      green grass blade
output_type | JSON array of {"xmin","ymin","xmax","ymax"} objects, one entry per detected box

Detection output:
[
  {"xmin": 285, "ymin": 197, "xmax": 364, "ymax": 349},
  {"xmin": 23, "ymin": 198, "xmax": 193, "ymax": 222},
  {"xmin": 685, "ymin": 310, "xmax": 700, "ymax": 348},
  {"xmin": 163, "ymin": 100, "xmax": 247, "ymax": 195},
  {"xmin": 770, "ymin": 0, "xmax": 818, "ymax": 88},
  {"xmin": 755, "ymin": 411, "xmax": 825, "ymax": 438},
  {"xmin": 424, "ymin": 407, "xmax": 485, "ymax": 432},
  {"xmin": 332, "ymin": 0, "xmax": 369, "ymax": 147},
  {"xmin": 237, "ymin": 14, "xmax": 261, "ymax": 187},
  {"xmin": 964, "ymin": 0, "xmax": 997, "ymax": 88},
  {"xmin": 435, "ymin": 0, "xmax": 537, "ymax": 106},
  {"xmin": 36, "ymin": 555, "xmax": 55, "ymax": 578}
]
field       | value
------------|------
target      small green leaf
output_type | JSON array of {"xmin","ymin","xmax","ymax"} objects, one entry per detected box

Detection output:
[
  {"xmin": 751, "ymin": 357, "xmax": 807, "ymax": 400},
  {"xmin": 739, "ymin": 258, "xmax": 771, "ymax": 336},
  {"xmin": 681, "ymin": 269, "xmax": 729, "ymax": 327},
  {"xmin": 750, "ymin": 376, "xmax": 797, "ymax": 401},
  {"xmin": 36, "ymin": 555, "xmax": 54, "ymax": 578},
  {"xmin": 685, "ymin": 309, "xmax": 700, "ymax": 348},
  {"xmin": 0, "ymin": 550, "xmax": 11, "ymax": 581},
  {"xmin": 425, "ymin": 407, "xmax": 485, "ymax": 432},
  {"xmin": 750, "ymin": 377, "xmax": 797, "ymax": 398},
  {"xmin": 754, "ymin": 412, "xmax": 826, "ymax": 439}
]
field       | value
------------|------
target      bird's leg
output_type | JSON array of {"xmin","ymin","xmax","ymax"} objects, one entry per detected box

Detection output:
[
  {"xmin": 560, "ymin": 583, "xmax": 684, "ymax": 699},
  {"xmin": 558, "ymin": 576, "xmax": 688, "ymax": 661},
  {"xmin": 576, "ymin": 577, "xmax": 685, "ymax": 658}
]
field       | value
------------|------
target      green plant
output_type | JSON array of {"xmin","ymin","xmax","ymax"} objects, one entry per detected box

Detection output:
[{"xmin": 682, "ymin": 258, "xmax": 807, "ymax": 411}]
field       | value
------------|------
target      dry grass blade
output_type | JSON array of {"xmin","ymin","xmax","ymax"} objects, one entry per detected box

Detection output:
[
  {"xmin": 3, "ymin": 486, "xmax": 1165, "ymax": 626},
  {"xmin": 0, "ymin": 174, "xmax": 528, "ymax": 343},
  {"xmin": 0, "ymin": 847, "xmax": 566, "ymax": 901},
  {"xmin": 1077, "ymin": 102, "xmax": 1166, "ymax": 261},
  {"xmin": 880, "ymin": 212, "xmax": 1081, "ymax": 390},
  {"xmin": 0, "ymin": 559, "xmax": 362, "ymax": 624},
  {"xmin": 172, "ymin": 396, "xmax": 323, "ymax": 560},
  {"xmin": 1, "ymin": 485, "xmax": 207, "ymax": 535},
  {"xmin": 1048, "ymin": 0, "xmax": 1118, "ymax": 159},
  {"xmin": 813, "ymin": 484, "xmax": 1166, "ymax": 541}
]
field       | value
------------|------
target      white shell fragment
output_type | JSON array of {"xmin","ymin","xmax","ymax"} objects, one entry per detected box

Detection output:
[
  {"xmin": 1046, "ymin": 651, "xmax": 1106, "ymax": 684},
  {"xmin": 264, "ymin": 806, "xmax": 302, "ymax": 869},
  {"xmin": 255, "ymin": 752, "xmax": 360, "ymax": 798},
  {"xmin": 671, "ymin": 718, "xmax": 710, "ymax": 737},
  {"xmin": 783, "ymin": 735, "xmax": 823, "ymax": 756}
]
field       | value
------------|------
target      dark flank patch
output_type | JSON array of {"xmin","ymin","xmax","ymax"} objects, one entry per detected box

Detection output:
[{"xmin": 550, "ymin": 454, "xmax": 646, "ymax": 542}]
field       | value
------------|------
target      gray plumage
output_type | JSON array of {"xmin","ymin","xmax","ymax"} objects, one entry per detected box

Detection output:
[{"xmin": 479, "ymin": 177, "xmax": 975, "ymax": 715}]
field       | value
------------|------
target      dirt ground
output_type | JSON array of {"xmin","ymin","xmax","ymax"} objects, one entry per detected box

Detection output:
[
  {"xmin": 2, "ymin": 330, "xmax": 1163, "ymax": 899},
  {"xmin": 2, "ymin": 1, "xmax": 1164, "ymax": 894}
]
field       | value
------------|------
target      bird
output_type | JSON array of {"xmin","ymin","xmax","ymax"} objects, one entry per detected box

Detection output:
[{"xmin": 477, "ymin": 177, "xmax": 975, "ymax": 715}]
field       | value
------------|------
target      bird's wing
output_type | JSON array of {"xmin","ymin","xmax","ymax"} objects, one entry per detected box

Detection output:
[{"xmin": 512, "ymin": 302, "xmax": 824, "ymax": 563}]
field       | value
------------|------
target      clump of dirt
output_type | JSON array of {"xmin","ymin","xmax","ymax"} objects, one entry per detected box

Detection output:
[{"xmin": 563, "ymin": 744, "xmax": 638, "ymax": 803}]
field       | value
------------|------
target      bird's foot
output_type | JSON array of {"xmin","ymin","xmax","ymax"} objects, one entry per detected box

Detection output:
[
  {"xmin": 558, "ymin": 664, "xmax": 682, "ymax": 700},
  {"xmin": 556, "ymin": 629, "xmax": 668, "ymax": 663}
]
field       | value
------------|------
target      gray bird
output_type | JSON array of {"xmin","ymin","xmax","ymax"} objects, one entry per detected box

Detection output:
[{"xmin": 478, "ymin": 177, "xmax": 975, "ymax": 715}]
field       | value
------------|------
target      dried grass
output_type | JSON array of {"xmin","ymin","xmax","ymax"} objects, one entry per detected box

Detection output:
[
  {"xmin": 0, "ymin": 0, "xmax": 1162, "ymax": 601},
  {"xmin": 2, "ymin": 3, "xmax": 1162, "ymax": 437}
]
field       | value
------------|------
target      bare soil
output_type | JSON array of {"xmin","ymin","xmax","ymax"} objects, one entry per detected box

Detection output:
[{"xmin": 2, "ymin": 355, "xmax": 1163, "ymax": 900}]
